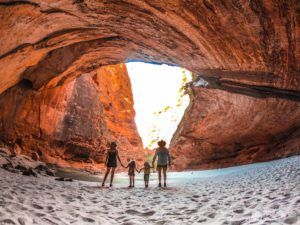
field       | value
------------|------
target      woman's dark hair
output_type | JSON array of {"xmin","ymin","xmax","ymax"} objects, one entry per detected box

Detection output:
[{"xmin": 109, "ymin": 141, "xmax": 117, "ymax": 148}]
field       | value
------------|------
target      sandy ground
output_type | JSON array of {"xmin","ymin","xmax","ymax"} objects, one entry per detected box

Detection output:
[{"xmin": 0, "ymin": 156, "xmax": 299, "ymax": 225}]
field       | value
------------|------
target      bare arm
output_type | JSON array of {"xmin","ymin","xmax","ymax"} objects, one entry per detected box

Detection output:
[
  {"xmin": 116, "ymin": 150, "xmax": 123, "ymax": 166},
  {"xmin": 105, "ymin": 151, "xmax": 109, "ymax": 165},
  {"xmin": 137, "ymin": 167, "xmax": 144, "ymax": 173},
  {"xmin": 167, "ymin": 151, "xmax": 171, "ymax": 166},
  {"xmin": 152, "ymin": 150, "xmax": 157, "ymax": 167}
]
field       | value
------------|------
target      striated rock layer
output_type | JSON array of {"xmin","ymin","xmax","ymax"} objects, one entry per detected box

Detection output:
[
  {"xmin": 0, "ymin": 0, "xmax": 299, "ymax": 170},
  {"xmin": 0, "ymin": 64, "xmax": 144, "ymax": 170}
]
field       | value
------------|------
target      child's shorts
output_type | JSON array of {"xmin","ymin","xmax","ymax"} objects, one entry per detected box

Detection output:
[
  {"xmin": 144, "ymin": 174, "xmax": 150, "ymax": 181},
  {"xmin": 128, "ymin": 172, "xmax": 135, "ymax": 176}
]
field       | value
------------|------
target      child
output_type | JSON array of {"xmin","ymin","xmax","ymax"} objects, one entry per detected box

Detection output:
[
  {"xmin": 124, "ymin": 159, "xmax": 139, "ymax": 188},
  {"xmin": 139, "ymin": 161, "xmax": 152, "ymax": 188}
]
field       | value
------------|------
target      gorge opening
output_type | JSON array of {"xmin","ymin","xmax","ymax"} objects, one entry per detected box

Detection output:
[{"xmin": 126, "ymin": 62, "xmax": 192, "ymax": 150}]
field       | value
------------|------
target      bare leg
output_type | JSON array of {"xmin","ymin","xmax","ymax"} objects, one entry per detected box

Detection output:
[
  {"xmin": 163, "ymin": 166, "xmax": 167, "ymax": 187},
  {"xmin": 132, "ymin": 176, "xmax": 135, "ymax": 187},
  {"xmin": 102, "ymin": 167, "xmax": 111, "ymax": 186},
  {"xmin": 157, "ymin": 167, "xmax": 162, "ymax": 187},
  {"xmin": 129, "ymin": 176, "xmax": 133, "ymax": 187},
  {"xmin": 110, "ymin": 168, "xmax": 115, "ymax": 187}
]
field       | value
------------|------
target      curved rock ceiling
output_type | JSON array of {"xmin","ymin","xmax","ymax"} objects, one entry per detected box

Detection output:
[
  {"xmin": 1, "ymin": 0, "xmax": 298, "ymax": 93},
  {"xmin": 0, "ymin": 0, "xmax": 299, "ymax": 169}
]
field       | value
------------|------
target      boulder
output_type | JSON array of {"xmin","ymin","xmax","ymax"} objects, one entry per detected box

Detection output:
[
  {"xmin": 0, "ymin": 147, "xmax": 11, "ymax": 157},
  {"xmin": 31, "ymin": 152, "xmax": 40, "ymax": 161},
  {"xmin": 22, "ymin": 168, "xmax": 37, "ymax": 177}
]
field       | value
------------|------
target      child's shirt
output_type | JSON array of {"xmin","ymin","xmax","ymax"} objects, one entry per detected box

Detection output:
[
  {"xmin": 128, "ymin": 161, "xmax": 136, "ymax": 175},
  {"xmin": 144, "ymin": 162, "xmax": 151, "ymax": 175}
]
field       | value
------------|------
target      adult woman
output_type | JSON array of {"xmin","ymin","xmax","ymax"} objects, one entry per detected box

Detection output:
[
  {"xmin": 102, "ymin": 142, "xmax": 123, "ymax": 187},
  {"xmin": 152, "ymin": 140, "xmax": 171, "ymax": 187}
]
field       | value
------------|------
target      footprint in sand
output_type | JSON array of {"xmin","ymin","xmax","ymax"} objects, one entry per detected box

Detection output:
[
  {"xmin": 42, "ymin": 217, "xmax": 60, "ymax": 225},
  {"xmin": 31, "ymin": 203, "xmax": 43, "ymax": 210},
  {"xmin": 17, "ymin": 218, "xmax": 29, "ymax": 225},
  {"xmin": 125, "ymin": 209, "xmax": 139, "ymax": 215},
  {"xmin": 142, "ymin": 211, "xmax": 155, "ymax": 216},
  {"xmin": 125, "ymin": 209, "xmax": 155, "ymax": 217},
  {"xmin": 229, "ymin": 219, "xmax": 246, "ymax": 225},
  {"xmin": 202, "ymin": 198, "xmax": 209, "ymax": 203},
  {"xmin": 233, "ymin": 208, "xmax": 244, "ymax": 214},
  {"xmin": 197, "ymin": 218, "xmax": 207, "ymax": 223},
  {"xmin": 35, "ymin": 212, "xmax": 45, "ymax": 217},
  {"xmin": 0, "ymin": 219, "xmax": 16, "ymax": 225},
  {"xmin": 270, "ymin": 204, "xmax": 280, "ymax": 209},
  {"xmin": 185, "ymin": 209, "xmax": 198, "ymax": 214},
  {"xmin": 82, "ymin": 217, "xmax": 95, "ymax": 223},
  {"xmin": 47, "ymin": 206, "xmax": 54, "ymax": 211},
  {"xmin": 283, "ymin": 215, "xmax": 298, "ymax": 224},
  {"xmin": 116, "ymin": 216, "xmax": 126, "ymax": 221},
  {"xmin": 209, "ymin": 213, "xmax": 218, "ymax": 219}
]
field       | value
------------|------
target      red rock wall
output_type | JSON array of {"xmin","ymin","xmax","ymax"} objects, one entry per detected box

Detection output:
[
  {"xmin": 171, "ymin": 87, "xmax": 300, "ymax": 170},
  {"xmin": 0, "ymin": 1, "xmax": 299, "ymax": 170},
  {"xmin": 0, "ymin": 64, "xmax": 144, "ymax": 171}
]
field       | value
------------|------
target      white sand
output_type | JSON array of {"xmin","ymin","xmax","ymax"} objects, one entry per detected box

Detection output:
[{"xmin": 0, "ymin": 156, "xmax": 299, "ymax": 225}]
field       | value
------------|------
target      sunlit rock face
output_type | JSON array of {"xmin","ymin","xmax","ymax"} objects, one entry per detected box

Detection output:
[
  {"xmin": 171, "ymin": 87, "xmax": 300, "ymax": 170},
  {"xmin": 0, "ymin": 64, "xmax": 144, "ymax": 170},
  {"xmin": 0, "ymin": 1, "xmax": 299, "ymax": 170}
]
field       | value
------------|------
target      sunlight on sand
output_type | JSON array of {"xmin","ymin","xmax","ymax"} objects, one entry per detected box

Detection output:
[
  {"xmin": 0, "ymin": 156, "xmax": 299, "ymax": 224},
  {"xmin": 126, "ymin": 62, "xmax": 192, "ymax": 149}
]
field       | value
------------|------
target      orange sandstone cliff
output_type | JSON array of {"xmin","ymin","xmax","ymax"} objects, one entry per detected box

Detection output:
[{"xmin": 0, "ymin": 64, "xmax": 144, "ymax": 170}]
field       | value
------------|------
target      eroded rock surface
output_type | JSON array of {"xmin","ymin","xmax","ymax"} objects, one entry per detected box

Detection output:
[
  {"xmin": 171, "ymin": 87, "xmax": 300, "ymax": 170},
  {"xmin": 0, "ymin": 1, "xmax": 299, "ymax": 170},
  {"xmin": 0, "ymin": 64, "xmax": 144, "ymax": 170}
]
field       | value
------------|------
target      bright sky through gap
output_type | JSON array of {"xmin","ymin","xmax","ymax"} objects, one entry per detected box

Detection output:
[{"xmin": 126, "ymin": 62, "xmax": 192, "ymax": 149}]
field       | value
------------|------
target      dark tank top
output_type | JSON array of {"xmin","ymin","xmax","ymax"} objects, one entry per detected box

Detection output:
[{"xmin": 107, "ymin": 150, "xmax": 117, "ymax": 167}]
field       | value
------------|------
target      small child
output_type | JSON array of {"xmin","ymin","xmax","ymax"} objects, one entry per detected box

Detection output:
[
  {"xmin": 139, "ymin": 162, "xmax": 152, "ymax": 188},
  {"xmin": 124, "ymin": 159, "xmax": 139, "ymax": 188}
]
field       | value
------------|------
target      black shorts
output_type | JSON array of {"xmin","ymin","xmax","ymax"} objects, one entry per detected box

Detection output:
[
  {"xmin": 157, "ymin": 165, "xmax": 168, "ymax": 170},
  {"xmin": 144, "ymin": 174, "xmax": 150, "ymax": 181},
  {"xmin": 106, "ymin": 161, "xmax": 117, "ymax": 168},
  {"xmin": 128, "ymin": 172, "xmax": 135, "ymax": 176}
]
